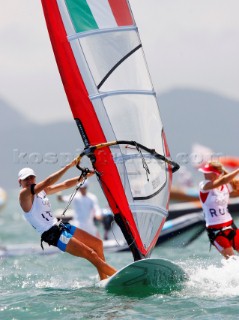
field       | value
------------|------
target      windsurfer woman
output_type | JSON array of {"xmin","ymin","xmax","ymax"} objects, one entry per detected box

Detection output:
[
  {"xmin": 18, "ymin": 159, "xmax": 117, "ymax": 280},
  {"xmin": 198, "ymin": 161, "xmax": 239, "ymax": 258}
]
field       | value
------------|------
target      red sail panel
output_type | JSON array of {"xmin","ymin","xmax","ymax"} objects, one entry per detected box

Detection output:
[{"xmin": 108, "ymin": 0, "xmax": 134, "ymax": 26}]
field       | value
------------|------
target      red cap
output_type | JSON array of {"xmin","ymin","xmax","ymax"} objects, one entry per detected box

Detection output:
[{"xmin": 198, "ymin": 163, "xmax": 221, "ymax": 175}]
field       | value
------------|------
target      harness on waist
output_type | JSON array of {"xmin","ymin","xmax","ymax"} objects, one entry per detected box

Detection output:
[
  {"xmin": 207, "ymin": 222, "xmax": 237, "ymax": 249},
  {"xmin": 40, "ymin": 222, "xmax": 70, "ymax": 250}
]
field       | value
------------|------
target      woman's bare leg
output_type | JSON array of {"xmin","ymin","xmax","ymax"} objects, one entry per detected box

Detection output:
[
  {"xmin": 221, "ymin": 247, "xmax": 234, "ymax": 259},
  {"xmin": 65, "ymin": 237, "xmax": 117, "ymax": 280},
  {"xmin": 73, "ymin": 228, "xmax": 105, "ymax": 261}
]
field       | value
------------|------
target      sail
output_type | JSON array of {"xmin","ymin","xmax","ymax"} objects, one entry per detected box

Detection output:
[{"xmin": 41, "ymin": 0, "xmax": 177, "ymax": 260}]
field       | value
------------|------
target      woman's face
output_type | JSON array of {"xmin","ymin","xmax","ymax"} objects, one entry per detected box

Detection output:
[
  {"xmin": 204, "ymin": 172, "xmax": 220, "ymax": 181},
  {"xmin": 19, "ymin": 175, "xmax": 36, "ymax": 188}
]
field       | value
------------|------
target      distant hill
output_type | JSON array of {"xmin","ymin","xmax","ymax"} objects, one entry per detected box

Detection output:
[
  {"xmin": 159, "ymin": 88, "xmax": 239, "ymax": 163},
  {"xmin": 0, "ymin": 98, "xmax": 84, "ymax": 188},
  {"xmin": 1, "ymin": 88, "xmax": 239, "ymax": 188}
]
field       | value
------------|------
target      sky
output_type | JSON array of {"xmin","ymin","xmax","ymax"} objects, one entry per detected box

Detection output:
[{"xmin": 1, "ymin": 0, "xmax": 239, "ymax": 124}]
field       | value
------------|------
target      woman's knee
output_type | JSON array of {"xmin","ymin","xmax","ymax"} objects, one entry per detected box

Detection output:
[
  {"xmin": 85, "ymin": 249, "xmax": 103, "ymax": 264},
  {"xmin": 91, "ymin": 237, "xmax": 103, "ymax": 251},
  {"xmin": 221, "ymin": 247, "xmax": 234, "ymax": 258},
  {"xmin": 97, "ymin": 238, "xmax": 103, "ymax": 249}
]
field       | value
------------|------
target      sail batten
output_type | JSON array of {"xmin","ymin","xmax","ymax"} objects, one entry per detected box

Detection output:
[
  {"xmin": 68, "ymin": 26, "xmax": 138, "ymax": 41},
  {"xmin": 90, "ymin": 90, "xmax": 156, "ymax": 100},
  {"xmin": 41, "ymin": 0, "xmax": 176, "ymax": 260}
]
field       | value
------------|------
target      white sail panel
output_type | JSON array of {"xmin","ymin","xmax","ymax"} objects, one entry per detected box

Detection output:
[
  {"xmin": 78, "ymin": 31, "xmax": 152, "ymax": 91},
  {"xmin": 131, "ymin": 205, "xmax": 167, "ymax": 250},
  {"xmin": 103, "ymin": 95, "xmax": 163, "ymax": 151},
  {"xmin": 86, "ymin": 0, "xmax": 118, "ymax": 28}
]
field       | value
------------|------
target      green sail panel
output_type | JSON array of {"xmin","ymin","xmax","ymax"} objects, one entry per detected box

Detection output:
[{"xmin": 65, "ymin": 0, "xmax": 98, "ymax": 32}]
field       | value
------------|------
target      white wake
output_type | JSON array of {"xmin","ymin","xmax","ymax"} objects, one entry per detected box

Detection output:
[{"xmin": 183, "ymin": 256, "xmax": 239, "ymax": 297}]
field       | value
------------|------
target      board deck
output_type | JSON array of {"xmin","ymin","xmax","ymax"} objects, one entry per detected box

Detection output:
[{"xmin": 100, "ymin": 258, "xmax": 187, "ymax": 296}]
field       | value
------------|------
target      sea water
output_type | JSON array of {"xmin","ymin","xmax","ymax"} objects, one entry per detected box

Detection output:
[{"xmin": 1, "ymin": 190, "xmax": 239, "ymax": 320}]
